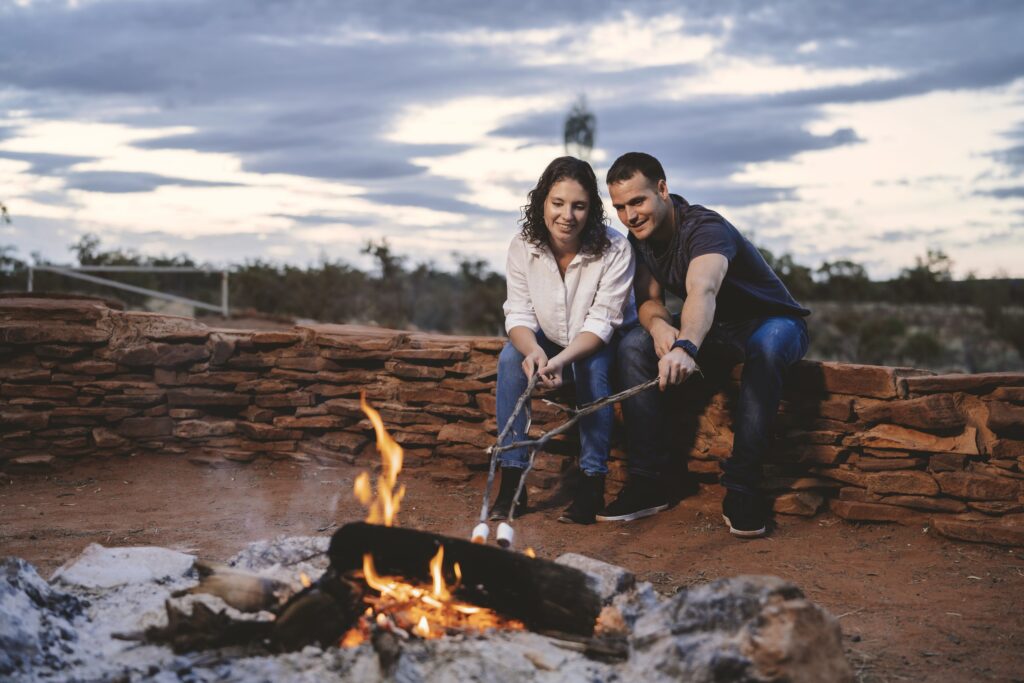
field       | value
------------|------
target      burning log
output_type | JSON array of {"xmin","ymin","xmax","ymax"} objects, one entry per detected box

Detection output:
[
  {"xmin": 270, "ymin": 571, "xmax": 364, "ymax": 652},
  {"xmin": 328, "ymin": 522, "xmax": 602, "ymax": 636}
]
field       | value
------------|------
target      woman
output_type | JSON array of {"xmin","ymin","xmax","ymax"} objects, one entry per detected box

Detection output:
[{"xmin": 492, "ymin": 156, "xmax": 636, "ymax": 525}]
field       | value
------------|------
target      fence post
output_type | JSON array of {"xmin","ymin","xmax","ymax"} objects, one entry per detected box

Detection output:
[{"xmin": 221, "ymin": 270, "xmax": 229, "ymax": 318}]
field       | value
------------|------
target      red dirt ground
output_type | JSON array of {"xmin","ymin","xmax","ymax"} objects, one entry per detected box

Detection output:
[{"xmin": 2, "ymin": 454, "xmax": 1022, "ymax": 682}]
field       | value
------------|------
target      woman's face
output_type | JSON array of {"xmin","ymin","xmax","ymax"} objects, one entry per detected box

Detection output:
[{"xmin": 543, "ymin": 178, "xmax": 589, "ymax": 252}]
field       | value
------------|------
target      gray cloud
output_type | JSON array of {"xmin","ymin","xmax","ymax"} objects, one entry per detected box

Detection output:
[
  {"xmin": 978, "ymin": 186, "xmax": 1024, "ymax": 199},
  {"xmin": 0, "ymin": 151, "xmax": 95, "ymax": 174},
  {"xmin": 65, "ymin": 171, "xmax": 242, "ymax": 194}
]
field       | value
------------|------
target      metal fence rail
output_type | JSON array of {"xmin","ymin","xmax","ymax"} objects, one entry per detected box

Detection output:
[{"xmin": 27, "ymin": 265, "xmax": 229, "ymax": 316}]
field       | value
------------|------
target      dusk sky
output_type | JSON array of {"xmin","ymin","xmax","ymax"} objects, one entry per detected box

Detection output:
[{"xmin": 1, "ymin": 0, "xmax": 1023, "ymax": 279}]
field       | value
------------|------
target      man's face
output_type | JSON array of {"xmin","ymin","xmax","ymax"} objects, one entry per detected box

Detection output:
[{"xmin": 608, "ymin": 172, "xmax": 672, "ymax": 242}]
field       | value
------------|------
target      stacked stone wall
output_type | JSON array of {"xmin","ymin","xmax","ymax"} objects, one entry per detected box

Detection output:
[{"xmin": 2, "ymin": 297, "xmax": 1023, "ymax": 546}]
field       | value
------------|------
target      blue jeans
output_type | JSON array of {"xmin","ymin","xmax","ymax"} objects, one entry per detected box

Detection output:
[
  {"xmin": 616, "ymin": 316, "xmax": 809, "ymax": 493},
  {"xmin": 496, "ymin": 332, "xmax": 617, "ymax": 476}
]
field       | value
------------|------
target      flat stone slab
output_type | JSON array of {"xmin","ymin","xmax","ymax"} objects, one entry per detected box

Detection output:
[
  {"xmin": 51, "ymin": 544, "xmax": 195, "ymax": 589},
  {"xmin": 555, "ymin": 552, "xmax": 636, "ymax": 602}
]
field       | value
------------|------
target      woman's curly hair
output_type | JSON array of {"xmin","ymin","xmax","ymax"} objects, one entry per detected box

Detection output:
[{"xmin": 519, "ymin": 156, "xmax": 610, "ymax": 257}]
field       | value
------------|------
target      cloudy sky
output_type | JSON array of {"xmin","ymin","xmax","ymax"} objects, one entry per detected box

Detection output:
[{"xmin": 1, "ymin": 0, "xmax": 1022, "ymax": 279}]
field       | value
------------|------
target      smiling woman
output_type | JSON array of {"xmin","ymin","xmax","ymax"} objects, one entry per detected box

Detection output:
[{"xmin": 491, "ymin": 156, "xmax": 637, "ymax": 526}]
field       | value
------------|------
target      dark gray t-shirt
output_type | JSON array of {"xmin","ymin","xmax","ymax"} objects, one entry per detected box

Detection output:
[{"xmin": 629, "ymin": 194, "xmax": 810, "ymax": 322}]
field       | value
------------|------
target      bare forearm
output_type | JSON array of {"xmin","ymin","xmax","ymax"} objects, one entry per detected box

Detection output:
[
  {"xmin": 551, "ymin": 332, "xmax": 604, "ymax": 367},
  {"xmin": 638, "ymin": 299, "xmax": 676, "ymax": 335},
  {"xmin": 508, "ymin": 326, "xmax": 540, "ymax": 356},
  {"xmin": 678, "ymin": 291, "xmax": 716, "ymax": 346}
]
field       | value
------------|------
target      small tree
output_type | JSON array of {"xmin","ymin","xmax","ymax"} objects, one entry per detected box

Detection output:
[{"xmin": 564, "ymin": 95, "xmax": 595, "ymax": 161}]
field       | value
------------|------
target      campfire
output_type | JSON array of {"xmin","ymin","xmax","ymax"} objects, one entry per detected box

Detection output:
[
  {"xmin": 138, "ymin": 395, "xmax": 602, "ymax": 655},
  {"xmin": 334, "ymin": 396, "xmax": 526, "ymax": 645}
]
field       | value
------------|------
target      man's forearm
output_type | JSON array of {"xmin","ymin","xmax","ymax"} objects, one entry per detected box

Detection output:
[{"xmin": 677, "ymin": 291, "xmax": 716, "ymax": 347}]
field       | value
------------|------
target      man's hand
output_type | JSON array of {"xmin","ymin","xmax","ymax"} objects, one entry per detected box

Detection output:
[
  {"xmin": 522, "ymin": 347, "xmax": 548, "ymax": 380},
  {"xmin": 537, "ymin": 355, "xmax": 564, "ymax": 389},
  {"xmin": 658, "ymin": 348, "xmax": 698, "ymax": 390},
  {"xmin": 650, "ymin": 319, "xmax": 680, "ymax": 358}
]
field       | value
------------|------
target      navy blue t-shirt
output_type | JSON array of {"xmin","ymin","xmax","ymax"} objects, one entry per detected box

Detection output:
[{"xmin": 629, "ymin": 194, "xmax": 810, "ymax": 322}]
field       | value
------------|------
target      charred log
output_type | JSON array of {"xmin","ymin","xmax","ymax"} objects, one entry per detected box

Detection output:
[
  {"xmin": 328, "ymin": 522, "xmax": 601, "ymax": 636},
  {"xmin": 270, "ymin": 570, "xmax": 364, "ymax": 652}
]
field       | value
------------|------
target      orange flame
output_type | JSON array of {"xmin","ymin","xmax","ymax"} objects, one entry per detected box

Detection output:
[
  {"xmin": 524, "ymin": 547, "xmax": 536, "ymax": 559},
  {"xmin": 357, "ymin": 394, "xmax": 405, "ymax": 527},
  {"xmin": 299, "ymin": 572, "xmax": 311, "ymax": 588},
  {"xmin": 340, "ymin": 396, "xmax": 526, "ymax": 645}
]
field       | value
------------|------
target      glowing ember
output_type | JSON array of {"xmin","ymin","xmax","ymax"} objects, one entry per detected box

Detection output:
[
  {"xmin": 339, "ymin": 396, "xmax": 527, "ymax": 645},
  {"xmin": 299, "ymin": 572, "xmax": 311, "ymax": 588},
  {"xmin": 525, "ymin": 547, "xmax": 536, "ymax": 558}
]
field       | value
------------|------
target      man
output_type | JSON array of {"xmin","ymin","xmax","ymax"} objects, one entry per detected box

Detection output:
[{"xmin": 598, "ymin": 152, "xmax": 810, "ymax": 537}]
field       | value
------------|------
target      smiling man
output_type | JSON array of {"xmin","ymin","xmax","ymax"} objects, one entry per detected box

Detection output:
[{"xmin": 600, "ymin": 152, "xmax": 810, "ymax": 538}]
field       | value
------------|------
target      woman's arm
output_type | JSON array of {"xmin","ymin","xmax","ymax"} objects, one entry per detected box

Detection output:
[{"xmin": 539, "ymin": 331, "xmax": 603, "ymax": 388}]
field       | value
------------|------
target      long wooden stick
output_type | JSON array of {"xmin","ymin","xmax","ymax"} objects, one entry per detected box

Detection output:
[{"xmin": 479, "ymin": 373, "xmax": 539, "ymax": 523}]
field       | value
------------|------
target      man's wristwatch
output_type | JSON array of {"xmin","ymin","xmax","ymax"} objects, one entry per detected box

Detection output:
[{"xmin": 670, "ymin": 339, "xmax": 699, "ymax": 360}]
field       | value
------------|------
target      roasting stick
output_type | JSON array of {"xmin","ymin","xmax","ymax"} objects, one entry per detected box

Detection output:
[
  {"xmin": 475, "ymin": 372, "xmax": 683, "ymax": 548},
  {"xmin": 472, "ymin": 373, "xmax": 539, "ymax": 544}
]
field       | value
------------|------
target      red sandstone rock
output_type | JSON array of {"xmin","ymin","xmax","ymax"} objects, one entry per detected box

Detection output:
[
  {"xmin": 792, "ymin": 361, "xmax": 928, "ymax": 399},
  {"xmin": 932, "ymin": 513, "xmax": 1024, "ymax": 547},
  {"xmin": 437, "ymin": 422, "xmax": 492, "ymax": 449},
  {"xmin": 235, "ymin": 379, "xmax": 299, "ymax": 394},
  {"xmin": 934, "ymin": 472, "xmax": 1018, "ymax": 500},
  {"xmin": 865, "ymin": 471, "xmax": 939, "ymax": 496},
  {"xmin": 855, "ymin": 394, "xmax": 965, "ymax": 432},
  {"xmin": 814, "ymin": 467, "xmax": 868, "ymax": 487},
  {"xmin": 385, "ymin": 361, "xmax": 446, "ymax": 380},
  {"xmin": 1, "ymin": 410, "xmax": 49, "ymax": 430},
  {"xmin": 250, "ymin": 331, "xmax": 304, "ymax": 346},
  {"xmin": 829, "ymin": 499, "xmax": 924, "ymax": 524},
  {"xmin": 225, "ymin": 351, "xmax": 276, "ymax": 369},
  {"xmin": 789, "ymin": 444, "xmax": 849, "ymax": 465},
  {"xmin": 50, "ymin": 406, "xmax": 137, "ymax": 423},
  {"xmin": 851, "ymin": 455, "xmax": 926, "ymax": 471},
  {"xmin": 773, "ymin": 491, "xmax": 824, "ymax": 516},
  {"xmin": 475, "ymin": 393, "xmax": 497, "ymax": 414},
  {"xmin": 109, "ymin": 343, "xmax": 210, "ymax": 368},
  {"xmin": 208, "ymin": 334, "xmax": 236, "ymax": 365},
  {"xmin": 878, "ymin": 495, "xmax": 966, "ymax": 512},
  {"xmin": 61, "ymin": 360, "xmax": 117, "ymax": 375},
  {"xmin": 845, "ymin": 424, "xmax": 978, "ymax": 455},
  {"xmin": 967, "ymin": 501, "xmax": 1024, "ymax": 515},
  {"xmin": 903, "ymin": 372, "xmax": 1024, "ymax": 396},
  {"xmin": 0, "ymin": 323, "xmax": 110, "ymax": 345},
  {"xmin": 272, "ymin": 415, "xmax": 350, "ymax": 429},
  {"xmin": 117, "ymin": 417, "xmax": 174, "ymax": 438},
  {"xmin": 104, "ymin": 391, "xmax": 167, "ymax": 407},
  {"xmin": 986, "ymin": 402, "xmax": 1024, "ymax": 438},
  {"xmin": 167, "ymin": 388, "xmax": 251, "ymax": 407},
  {"xmin": 448, "ymin": 361, "xmax": 485, "ymax": 376},
  {"xmin": 780, "ymin": 430, "xmax": 843, "ymax": 445},
  {"xmin": 2, "ymin": 384, "xmax": 77, "ymax": 401},
  {"xmin": 236, "ymin": 422, "xmax": 303, "ymax": 441},
  {"xmin": 275, "ymin": 355, "xmax": 338, "ymax": 372},
  {"xmin": 990, "ymin": 440, "xmax": 1024, "ymax": 458},
  {"xmin": 927, "ymin": 453, "xmax": 968, "ymax": 472},
  {"xmin": 34, "ymin": 344, "xmax": 92, "ymax": 360},
  {"xmin": 92, "ymin": 427, "xmax": 128, "ymax": 448},
  {"xmin": 6, "ymin": 454, "xmax": 56, "ymax": 468},
  {"xmin": 989, "ymin": 387, "xmax": 1024, "ymax": 403},
  {"xmin": 424, "ymin": 404, "xmax": 486, "ymax": 421},
  {"xmin": 182, "ymin": 371, "xmax": 259, "ymax": 387},
  {"xmin": 390, "ymin": 347, "xmax": 470, "ymax": 361},
  {"xmin": 253, "ymin": 391, "xmax": 310, "ymax": 408},
  {"xmin": 398, "ymin": 387, "xmax": 469, "ymax": 406},
  {"xmin": 761, "ymin": 476, "xmax": 841, "ymax": 491},
  {"xmin": 173, "ymin": 420, "xmax": 236, "ymax": 439},
  {"xmin": 318, "ymin": 431, "xmax": 370, "ymax": 453},
  {"xmin": 0, "ymin": 297, "xmax": 108, "ymax": 322},
  {"xmin": 440, "ymin": 378, "xmax": 493, "ymax": 392}
]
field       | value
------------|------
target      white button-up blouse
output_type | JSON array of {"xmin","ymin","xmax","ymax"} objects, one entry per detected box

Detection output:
[{"xmin": 502, "ymin": 226, "xmax": 636, "ymax": 347}]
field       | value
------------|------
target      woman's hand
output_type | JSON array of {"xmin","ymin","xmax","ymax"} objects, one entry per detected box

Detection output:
[
  {"xmin": 538, "ymin": 354, "xmax": 565, "ymax": 388},
  {"xmin": 522, "ymin": 347, "xmax": 548, "ymax": 380}
]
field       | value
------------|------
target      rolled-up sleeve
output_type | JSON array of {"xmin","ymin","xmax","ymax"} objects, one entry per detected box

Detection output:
[
  {"xmin": 502, "ymin": 237, "xmax": 541, "ymax": 335},
  {"xmin": 579, "ymin": 237, "xmax": 635, "ymax": 343}
]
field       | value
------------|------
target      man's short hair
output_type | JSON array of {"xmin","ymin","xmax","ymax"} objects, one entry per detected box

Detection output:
[{"xmin": 606, "ymin": 152, "xmax": 666, "ymax": 187}]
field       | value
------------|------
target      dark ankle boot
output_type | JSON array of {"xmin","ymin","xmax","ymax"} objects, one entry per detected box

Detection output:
[
  {"xmin": 559, "ymin": 474, "xmax": 605, "ymax": 525},
  {"xmin": 489, "ymin": 467, "xmax": 527, "ymax": 521}
]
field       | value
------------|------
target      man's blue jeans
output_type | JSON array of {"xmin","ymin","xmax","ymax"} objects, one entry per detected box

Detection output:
[
  {"xmin": 496, "ymin": 332, "xmax": 617, "ymax": 476},
  {"xmin": 616, "ymin": 316, "xmax": 809, "ymax": 493}
]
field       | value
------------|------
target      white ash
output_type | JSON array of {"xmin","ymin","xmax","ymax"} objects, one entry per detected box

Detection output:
[{"xmin": 2, "ymin": 537, "xmax": 854, "ymax": 682}]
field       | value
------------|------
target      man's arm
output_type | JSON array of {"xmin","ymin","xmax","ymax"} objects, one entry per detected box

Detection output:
[
  {"xmin": 635, "ymin": 260, "xmax": 679, "ymax": 358},
  {"xmin": 657, "ymin": 253, "xmax": 728, "ymax": 389}
]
